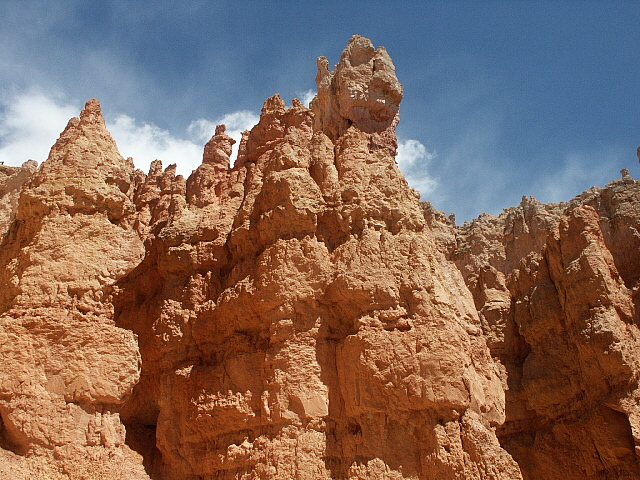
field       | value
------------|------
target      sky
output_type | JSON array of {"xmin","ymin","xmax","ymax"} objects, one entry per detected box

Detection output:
[{"xmin": 1, "ymin": 1, "xmax": 639, "ymax": 223}]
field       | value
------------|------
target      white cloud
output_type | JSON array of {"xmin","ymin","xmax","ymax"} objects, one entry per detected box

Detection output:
[
  {"xmin": 396, "ymin": 139, "xmax": 438, "ymax": 198},
  {"xmin": 107, "ymin": 114, "xmax": 203, "ymax": 177},
  {"xmin": 107, "ymin": 109, "xmax": 260, "ymax": 176},
  {"xmin": 396, "ymin": 139, "xmax": 435, "ymax": 170},
  {"xmin": 533, "ymin": 148, "xmax": 624, "ymax": 205},
  {"xmin": 298, "ymin": 90, "xmax": 316, "ymax": 107},
  {"xmin": 0, "ymin": 90, "xmax": 79, "ymax": 166},
  {"xmin": 0, "ymin": 90, "xmax": 259, "ymax": 178},
  {"xmin": 187, "ymin": 110, "xmax": 259, "ymax": 166}
]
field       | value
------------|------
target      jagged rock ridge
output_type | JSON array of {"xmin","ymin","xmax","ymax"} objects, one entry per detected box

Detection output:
[
  {"xmin": 424, "ymin": 175, "xmax": 640, "ymax": 479},
  {"xmin": 0, "ymin": 36, "xmax": 638, "ymax": 480}
]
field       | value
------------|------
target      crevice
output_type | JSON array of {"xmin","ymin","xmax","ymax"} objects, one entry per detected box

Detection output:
[
  {"xmin": 0, "ymin": 407, "xmax": 29, "ymax": 456},
  {"xmin": 123, "ymin": 420, "xmax": 163, "ymax": 479}
]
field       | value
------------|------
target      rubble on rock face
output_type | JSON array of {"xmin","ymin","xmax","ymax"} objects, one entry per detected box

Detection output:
[{"xmin": 0, "ymin": 35, "xmax": 637, "ymax": 479}]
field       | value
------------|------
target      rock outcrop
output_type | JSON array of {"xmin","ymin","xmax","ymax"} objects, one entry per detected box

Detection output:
[
  {"xmin": 0, "ymin": 35, "xmax": 638, "ymax": 479},
  {"xmin": 112, "ymin": 35, "xmax": 517, "ymax": 479},
  {"xmin": 424, "ymin": 175, "xmax": 640, "ymax": 479},
  {"xmin": 0, "ymin": 99, "xmax": 147, "ymax": 478}
]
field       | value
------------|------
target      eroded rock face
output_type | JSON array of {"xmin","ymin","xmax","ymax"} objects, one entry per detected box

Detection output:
[
  {"xmin": 0, "ymin": 100, "xmax": 148, "ymax": 478},
  {"xmin": 425, "ymin": 177, "xmax": 640, "ymax": 479},
  {"xmin": 0, "ymin": 161, "xmax": 38, "ymax": 235},
  {"xmin": 1, "ymin": 35, "xmax": 637, "ymax": 480},
  {"xmin": 112, "ymin": 36, "xmax": 518, "ymax": 479},
  {"xmin": 312, "ymin": 35, "xmax": 403, "ymax": 140}
]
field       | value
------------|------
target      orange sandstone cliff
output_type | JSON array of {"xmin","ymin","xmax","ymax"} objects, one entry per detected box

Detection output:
[
  {"xmin": 424, "ymin": 177, "xmax": 640, "ymax": 479},
  {"xmin": 0, "ymin": 36, "xmax": 638, "ymax": 479}
]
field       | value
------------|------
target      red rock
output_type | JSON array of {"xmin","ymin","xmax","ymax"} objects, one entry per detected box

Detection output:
[
  {"xmin": 114, "ymin": 37, "xmax": 518, "ymax": 479},
  {"xmin": 426, "ymin": 176, "xmax": 640, "ymax": 479},
  {"xmin": 0, "ymin": 100, "xmax": 147, "ymax": 478},
  {"xmin": 3, "ymin": 36, "xmax": 639, "ymax": 480}
]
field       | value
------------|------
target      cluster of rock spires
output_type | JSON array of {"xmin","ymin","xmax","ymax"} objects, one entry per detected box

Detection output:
[{"xmin": 0, "ymin": 36, "xmax": 639, "ymax": 479}]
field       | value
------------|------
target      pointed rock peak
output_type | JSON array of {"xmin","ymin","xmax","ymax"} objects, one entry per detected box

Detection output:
[
  {"xmin": 203, "ymin": 124, "xmax": 235, "ymax": 167},
  {"xmin": 148, "ymin": 159, "xmax": 164, "ymax": 178},
  {"xmin": 312, "ymin": 35, "xmax": 403, "ymax": 140},
  {"xmin": 340, "ymin": 34, "xmax": 376, "ymax": 66},
  {"xmin": 261, "ymin": 94, "xmax": 286, "ymax": 115},
  {"xmin": 36, "ymin": 99, "xmax": 132, "ymax": 182},
  {"xmin": 79, "ymin": 98, "xmax": 106, "ymax": 126}
]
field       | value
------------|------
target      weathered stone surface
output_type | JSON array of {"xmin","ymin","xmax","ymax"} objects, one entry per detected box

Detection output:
[
  {"xmin": 106, "ymin": 37, "xmax": 519, "ymax": 478},
  {"xmin": 425, "ymin": 175, "xmax": 640, "ymax": 479},
  {"xmin": 110, "ymin": 36, "xmax": 518, "ymax": 480},
  {"xmin": 0, "ymin": 100, "xmax": 147, "ymax": 478},
  {"xmin": 312, "ymin": 35, "xmax": 403, "ymax": 140},
  {"xmin": 2, "ymin": 35, "xmax": 638, "ymax": 480},
  {"xmin": 0, "ymin": 160, "xmax": 37, "ymax": 235}
]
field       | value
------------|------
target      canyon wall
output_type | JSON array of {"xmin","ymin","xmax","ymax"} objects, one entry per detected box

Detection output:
[
  {"xmin": 0, "ymin": 36, "xmax": 638, "ymax": 479},
  {"xmin": 424, "ymin": 174, "xmax": 640, "ymax": 479}
]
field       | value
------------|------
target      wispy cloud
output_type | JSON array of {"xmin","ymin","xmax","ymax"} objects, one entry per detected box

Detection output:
[
  {"xmin": 298, "ymin": 90, "xmax": 316, "ymax": 107},
  {"xmin": 433, "ymin": 116, "xmax": 511, "ymax": 220},
  {"xmin": 532, "ymin": 147, "xmax": 626, "ymax": 204}
]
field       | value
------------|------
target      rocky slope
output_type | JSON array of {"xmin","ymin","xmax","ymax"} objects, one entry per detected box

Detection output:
[{"xmin": 0, "ymin": 36, "xmax": 638, "ymax": 479}]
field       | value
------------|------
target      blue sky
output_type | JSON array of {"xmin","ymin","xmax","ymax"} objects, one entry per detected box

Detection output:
[{"xmin": 1, "ymin": 1, "xmax": 638, "ymax": 222}]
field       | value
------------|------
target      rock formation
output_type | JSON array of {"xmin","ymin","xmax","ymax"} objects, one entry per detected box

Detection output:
[
  {"xmin": 0, "ymin": 99, "xmax": 147, "ymax": 478},
  {"xmin": 0, "ymin": 35, "xmax": 638, "ymax": 479},
  {"xmin": 424, "ymin": 174, "xmax": 640, "ymax": 479}
]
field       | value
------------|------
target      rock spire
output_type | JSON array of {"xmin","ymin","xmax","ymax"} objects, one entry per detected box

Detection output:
[
  {"xmin": 1, "ymin": 36, "xmax": 639, "ymax": 480},
  {"xmin": 312, "ymin": 35, "xmax": 403, "ymax": 140}
]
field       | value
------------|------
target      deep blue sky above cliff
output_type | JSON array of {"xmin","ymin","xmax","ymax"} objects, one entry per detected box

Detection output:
[{"xmin": 1, "ymin": 0, "xmax": 639, "ymax": 222}]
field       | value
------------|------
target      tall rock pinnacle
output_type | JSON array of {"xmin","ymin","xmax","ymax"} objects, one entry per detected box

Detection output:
[
  {"xmin": 0, "ymin": 99, "xmax": 145, "ymax": 477},
  {"xmin": 312, "ymin": 35, "xmax": 403, "ymax": 140},
  {"xmin": 37, "ymin": 99, "xmax": 134, "ymax": 183},
  {"xmin": 111, "ymin": 37, "xmax": 520, "ymax": 479},
  {"xmin": 3, "ymin": 36, "xmax": 639, "ymax": 480}
]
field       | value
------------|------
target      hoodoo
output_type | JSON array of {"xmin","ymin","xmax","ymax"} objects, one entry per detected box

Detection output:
[{"xmin": 0, "ymin": 36, "xmax": 638, "ymax": 480}]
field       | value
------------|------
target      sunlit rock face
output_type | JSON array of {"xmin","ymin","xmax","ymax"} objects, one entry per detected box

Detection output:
[
  {"xmin": 1, "ymin": 35, "xmax": 638, "ymax": 480},
  {"xmin": 425, "ymin": 176, "xmax": 640, "ymax": 480},
  {"xmin": 0, "ymin": 99, "xmax": 147, "ymax": 479},
  {"xmin": 312, "ymin": 35, "xmax": 403, "ymax": 140},
  {"xmin": 110, "ymin": 35, "xmax": 518, "ymax": 480}
]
